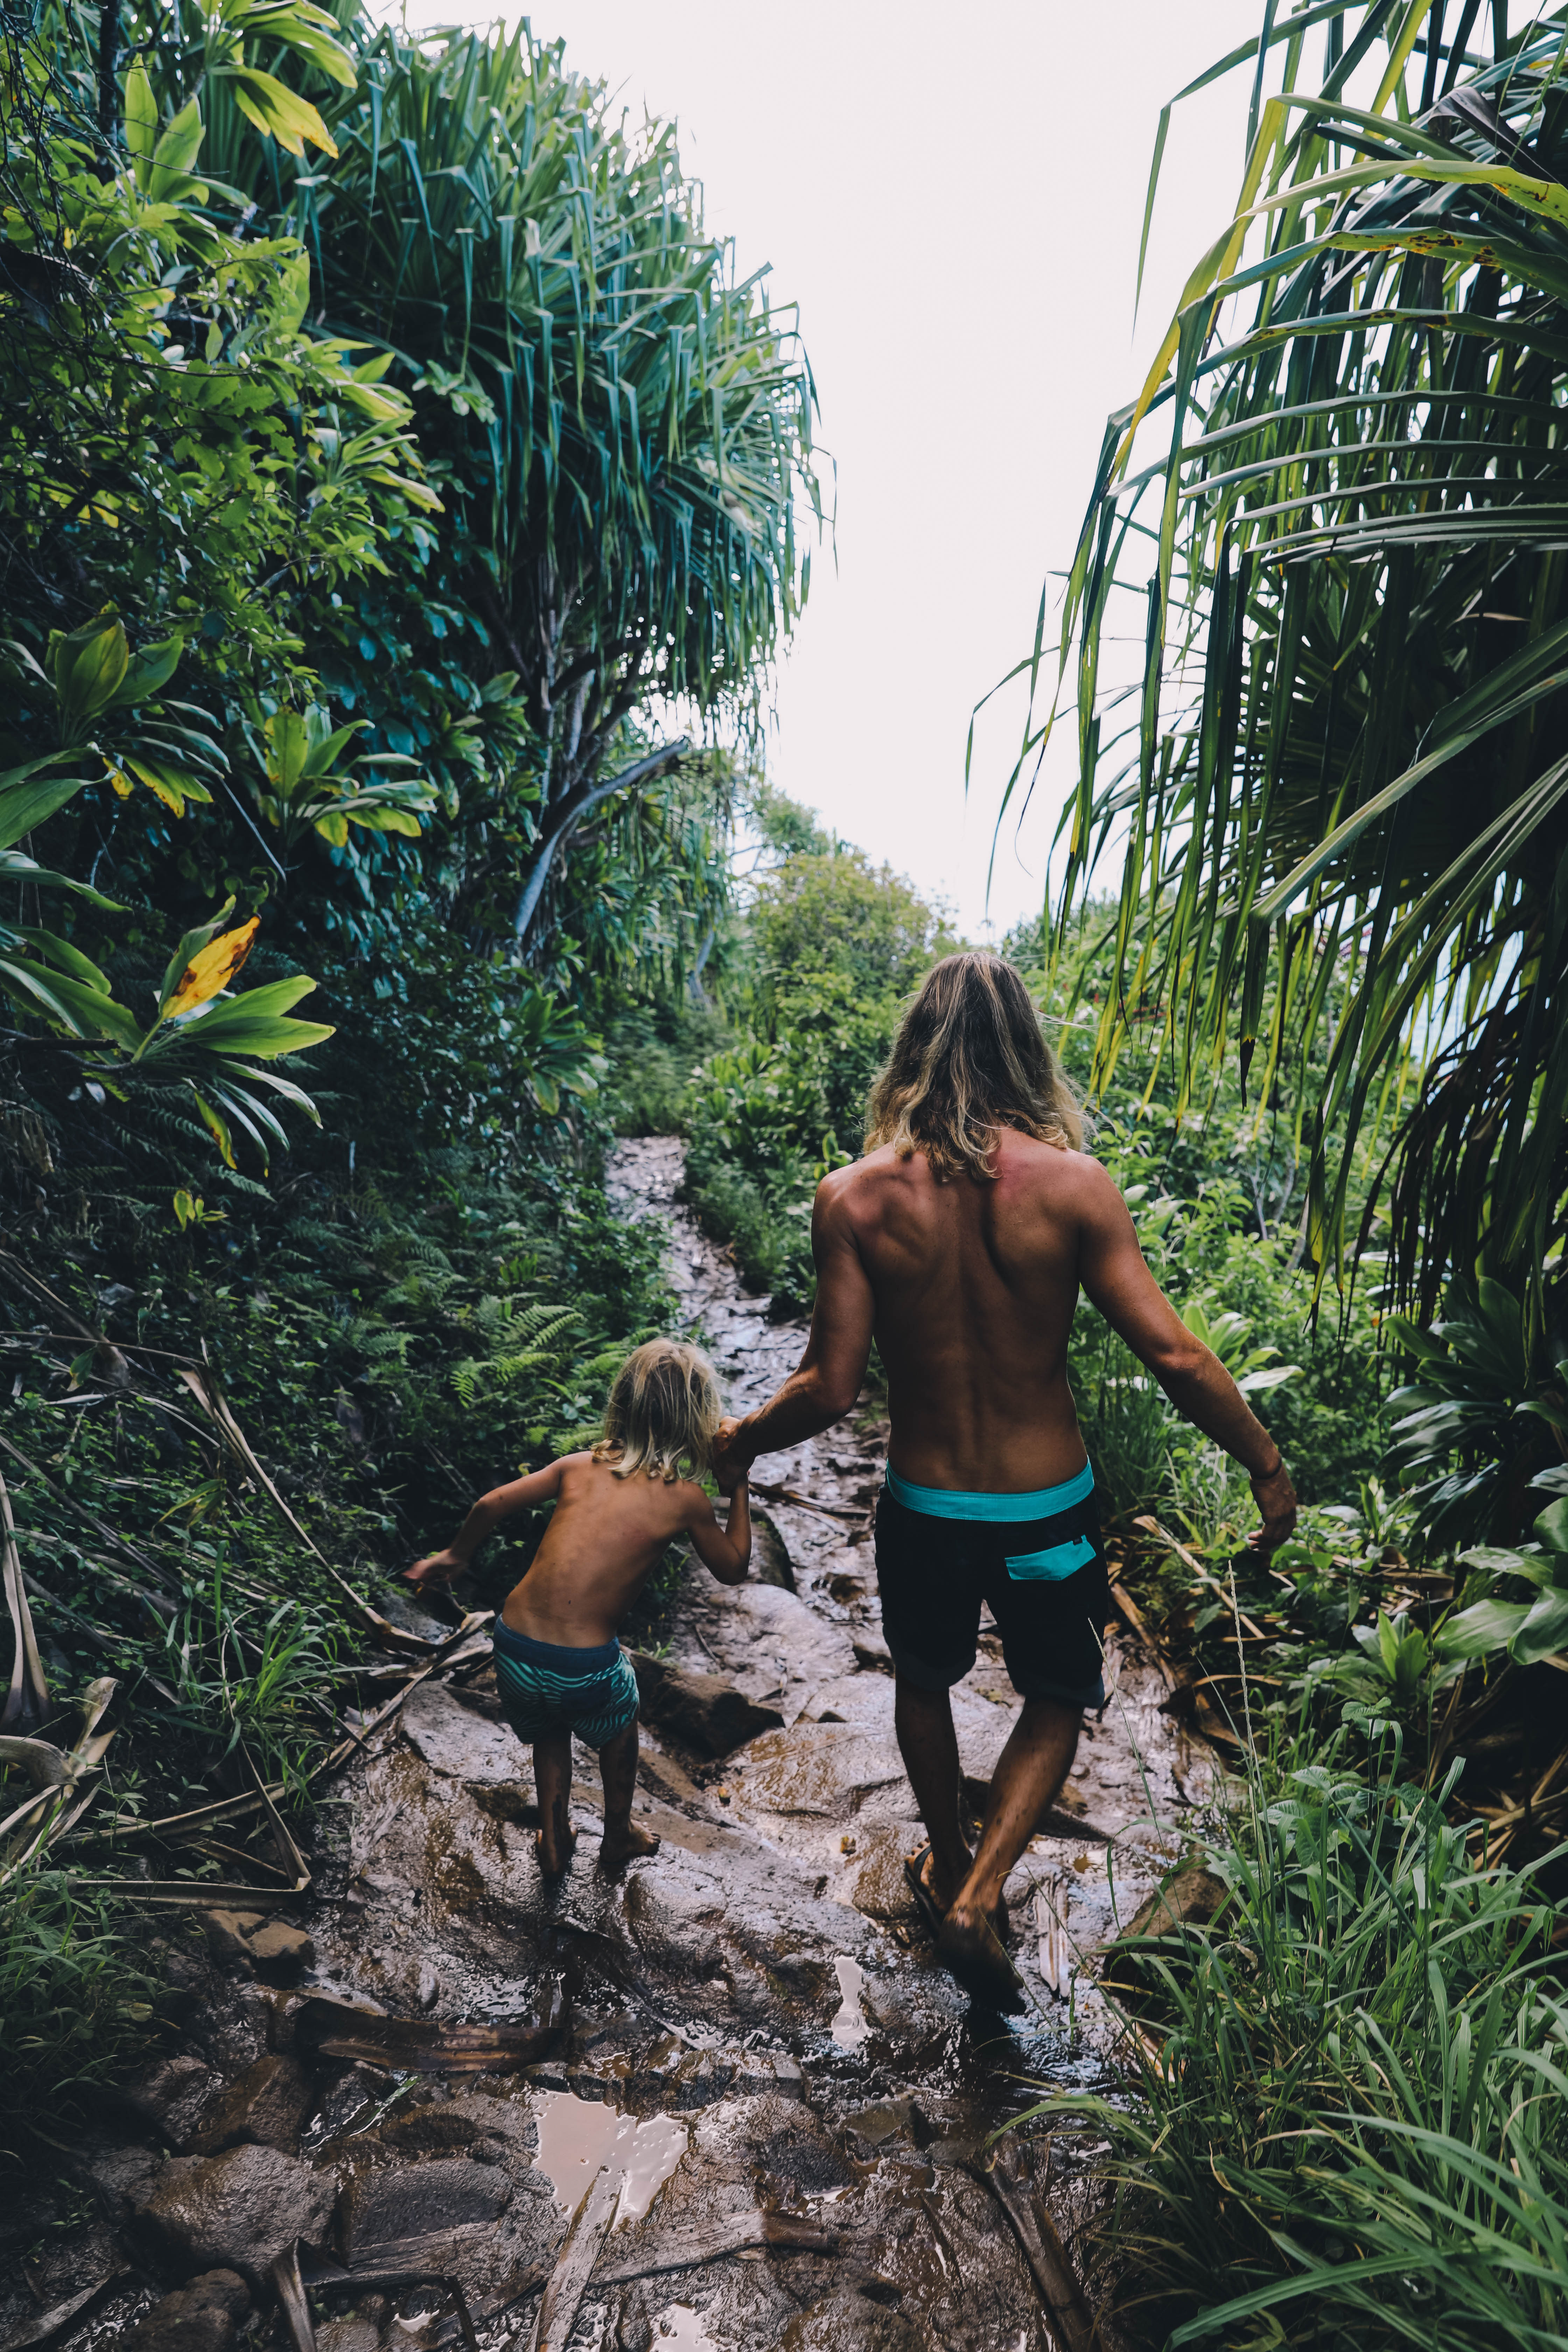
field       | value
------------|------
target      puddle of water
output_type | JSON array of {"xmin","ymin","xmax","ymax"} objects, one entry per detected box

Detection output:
[
  {"xmin": 652, "ymin": 2308, "xmax": 716, "ymax": 2350},
  {"xmin": 533, "ymin": 2089, "xmax": 686, "ymax": 2226},
  {"xmin": 830, "ymin": 1953, "xmax": 869, "ymax": 2050}
]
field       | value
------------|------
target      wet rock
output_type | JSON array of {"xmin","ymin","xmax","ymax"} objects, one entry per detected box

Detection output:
[
  {"xmin": 199, "ymin": 1912, "xmax": 314, "ymax": 1979},
  {"xmin": 122, "ymin": 2270, "xmax": 250, "ymax": 2352},
  {"xmin": 314, "ymin": 2322, "xmax": 380, "ymax": 2352},
  {"xmin": 783, "ymin": 2292, "xmax": 921, "ymax": 2349},
  {"xmin": 251, "ymin": 1923, "xmax": 314, "ymax": 1980},
  {"xmin": 135, "ymin": 2143, "xmax": 337, "ymax": 2288},
  {"xmin": 402, "ymin": 1680, "xmax": 518, "ymax": 1785},
  {"xmin": 628, "ymin": 1653, "xmax": 784, "ymax": 1757},
  {"xmin": 671, "ymin": 1578, "xmax": 857, "ymax": 1721},
  {"xmin": 120, "ymin": 2054, "xmax": 220, "ymax": 2150},
  {"xmin": 1120, "ymin": 1867, "xmax": 1229, "ymax": 1941},
  {"xmin": 752, "ymin": 1510, "xmax": 795, "ymax": 1590},
  {"xmin": 200, "ymin": 1910, "xmax": 270, "ymax": 1964},
  {"xmin": 622, "ymin": 1873, "xmax": 725, "ymax": 1980},
  {"xmin": 379, "ymin": 2105, "xmax": 482, "ymax": 2154},
  {"xmin": 190, "ymin": 2054, "xmax": 314, "ymax": 2156},
  {"xmin": 340, "ymin": 2157, "xmax": 512, "ymax": 2260},
  {"xmin": 83, "ymin": 2144, "xmax": 165, "ymax": 2225}
]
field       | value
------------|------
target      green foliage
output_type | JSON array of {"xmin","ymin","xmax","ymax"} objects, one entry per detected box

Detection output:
[
  {"xmin": 0, "ymin": 1862, "xmax": 157, "ymax": 2174},
  {"xmin": 679, "ymin": 831, "xmax": 958, "ymax": 1306},
  {"xmin": 1021, "ymin": 1731, "xmax": 1568, "ymax": 2352},
  {"xmin": 1004, "ymin": 3, "xmax": 1568, "ymax": 1324},
  {"xmin": 1384, "ymin": 1277, "xmax": 1568, "ymax": 1552}
]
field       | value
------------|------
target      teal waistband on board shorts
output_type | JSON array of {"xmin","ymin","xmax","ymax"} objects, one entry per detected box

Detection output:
[{"xmin": 883, "ymin": 1458, "xmax": 1094, "ymax": 1521}]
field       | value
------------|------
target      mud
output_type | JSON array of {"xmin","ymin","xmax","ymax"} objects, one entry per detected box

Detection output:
[{"xmin": 7, "ymin": 1138, "xmax": 1209, "ymax": 2352}]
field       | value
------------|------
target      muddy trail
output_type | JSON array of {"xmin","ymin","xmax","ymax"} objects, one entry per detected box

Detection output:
[{"xmin": 7, "ymin": 1140, "xmax": 1208, "ymax": 2352}]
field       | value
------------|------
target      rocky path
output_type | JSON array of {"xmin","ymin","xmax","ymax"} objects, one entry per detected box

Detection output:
[{"xmin": 8, "ymin": 1142, "xmax": 1205, "ymax": 2352}]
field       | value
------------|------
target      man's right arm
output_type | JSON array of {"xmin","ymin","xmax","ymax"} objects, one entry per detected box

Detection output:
[
  {"xmin": 1076, "ymin": 1162, "xmax": 1297, "ymax": 1548},
  {"xmin": 713, "ymin": 1173, "xmax": 876, "ymax": 1483}
]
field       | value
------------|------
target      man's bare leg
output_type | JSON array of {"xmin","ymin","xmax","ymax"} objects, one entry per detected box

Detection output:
[
  {"xmin": 945, "ymin": 1695, "xmax": 1080, "ymax": 1944},
  {"xmin": 597, "ymin": 1717, "xmax": 660, "ymax": 1870},
  {"xmin": 894, "ymin": 1678, "xmax": 972, "ymax": 1909},
  {"xmin": 532, "ymin": 1730, "xmax": 576, "ymax": 1875}
]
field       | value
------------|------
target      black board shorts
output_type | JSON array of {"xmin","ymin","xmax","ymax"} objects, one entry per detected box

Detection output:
[{"xmin": 874, "ymin": 1461, "xmax": 1111, "ymax": 1709}]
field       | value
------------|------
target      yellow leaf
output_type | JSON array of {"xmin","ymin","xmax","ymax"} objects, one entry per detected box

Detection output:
[
  {"xmin": 108, "ymin": 767, "xmax": 135, "ymax": 799},
  {"xmin": 168, "ymin": 916, "xmax": 259, "ymax": 1014}
]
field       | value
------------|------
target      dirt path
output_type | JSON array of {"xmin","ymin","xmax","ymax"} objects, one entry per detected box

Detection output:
[{"xmin": 14, "ymin": 1141, "xmax": 1205, "ymax": 2352}]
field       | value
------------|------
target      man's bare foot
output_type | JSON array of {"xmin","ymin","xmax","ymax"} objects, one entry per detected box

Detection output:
[
  {"xmin": 536, "ymin": 1825, "xmax": 578, "ymax": 1877},
  {"xmin": 903, "ymin": 1844, "xmax": 971, "ymax": 1938},
  {"xmin": 937, "ymin": 1901, "xmax": 1027, "ymax": 2013},
  {"xmin": 599, "ymin": 1819, "xmax": 661, "ymax": 1872}
]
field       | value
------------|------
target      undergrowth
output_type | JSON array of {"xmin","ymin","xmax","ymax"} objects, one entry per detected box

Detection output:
[{"xmin": 1022, "ymin": 1723, "xmax": 1568, "ymax": 2351}]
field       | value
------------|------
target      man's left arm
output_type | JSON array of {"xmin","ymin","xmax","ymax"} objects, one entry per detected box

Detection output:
[{"xmin": 714, "ymin": 1174, "xmax": 875, "ymax": 1481}]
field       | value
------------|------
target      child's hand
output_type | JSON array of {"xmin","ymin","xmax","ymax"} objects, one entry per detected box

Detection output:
[{"xmin": 406, "ymin": 1548, "xmax": 464, "ymax": 1587}]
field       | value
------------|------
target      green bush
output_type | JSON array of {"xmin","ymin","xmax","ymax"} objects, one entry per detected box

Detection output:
[{"xmin": 1023, "ymin": 1728, "xmax": 1568, "ymax": 2351}]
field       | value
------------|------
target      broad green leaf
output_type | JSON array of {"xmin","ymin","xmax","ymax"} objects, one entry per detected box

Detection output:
[
  {"xmin": 0, "ymin": 762, "xmax": 92, "ymax": 851},
  {"xmin": 1510, "ymin": 1586, "xmax": 1568, "ymax": 1666},
  {"xmin": 1434, "ymin": 1599, "xmax": 1531, "ymax": 1661},
  {"xmin": 110, "ymin": 636, "xmax": 183, "ymax": 708},
  {"xmin": 222, "ymin": 67, "xmax": 340, "ymax": 160},
  {"xmin": 48, "ymin": 613, "xmax": 129, "ymax": 740},
  {"xmin": 149, "ymin": 98, "xmax": 207, "ymax": 203},
  {"xmin": 1533, "ymin": 1498, "xmax": 1568, "ymax": 1555},
  {"xmin": 125, "ymin": 64, "xmax": 158, "ymax": 190}
]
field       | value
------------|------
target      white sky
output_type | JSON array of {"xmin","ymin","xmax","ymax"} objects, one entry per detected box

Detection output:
[{"xmin": 394, "ymin": 0, "xmax": 1270, "ymax": 934}]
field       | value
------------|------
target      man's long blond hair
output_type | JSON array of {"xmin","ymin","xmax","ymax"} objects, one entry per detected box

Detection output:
[
  {"xmin": 864, "ymin": 951, "xmax": 1083, "ymax": 1182},
  {"xmin": 592, "ymin": 1338, "xmax": 723, "ymax": 1483}
]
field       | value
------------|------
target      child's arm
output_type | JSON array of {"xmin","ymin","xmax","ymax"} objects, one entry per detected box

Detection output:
[
  {"xmin": 686, "ymin": 1477, "xmax": 751, "ymax": 1586},
  {"xmin": 406, "ymin": 1459, "xmax": 567, "ymax": 1586}
]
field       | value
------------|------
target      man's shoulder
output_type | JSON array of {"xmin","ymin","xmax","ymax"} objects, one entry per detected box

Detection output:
[{"xmin": 815, "ymin": 1145, "xmax": 913, "ymax": 1223}]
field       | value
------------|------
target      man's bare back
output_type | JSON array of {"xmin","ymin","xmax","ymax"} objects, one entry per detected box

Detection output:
[{"xmin": 721, "ymin": 1127, "xmax": 1297, "ymax": 1526}]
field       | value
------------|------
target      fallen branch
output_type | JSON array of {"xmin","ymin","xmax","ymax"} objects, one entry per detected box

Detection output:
[{"xmin": 749, "ymin": 1478, "xmax": 867, "ymax": 1525}]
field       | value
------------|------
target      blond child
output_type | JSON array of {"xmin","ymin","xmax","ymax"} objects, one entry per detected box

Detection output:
[{"xmin": 407, "ymin": 1338, "xmax": 750, "ymax": 1873}]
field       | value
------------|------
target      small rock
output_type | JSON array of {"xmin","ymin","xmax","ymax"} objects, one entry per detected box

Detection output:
[
  {"xmin": 246, "ymin": 1920, "xmax": 314, "ymax": 1977},
  {"xmin": 752, "ymin": 1511, "xmax": 794, "ymax": 1591},
  {"xmin": 416, "ymin": 1963, "xmax": 440, "ymax": 2010},
  {"xmin": 198, "ymin": 1912, "xmax": 314, "ymax": 1978},
  {"xmin": 122, "ymin": 2270, "xmax": 250, "ymax": 2352},
  {"xmin": 190, "ymin": 2054, "xmax": 315, "ymax": 2156},
  {"xmin": 1120, "ymin": 1867, "xmax": 1229, "ymax": 1941},
  {"xmin": 627, "ymin": 1653, "xmax": 784, "ymax": 1757},
  {"xmin": 782, "ymin": 2293, "xmax": 919, "ymax": 2348},
  {"xmin": 341, "ymin": 2157, "xmax": 512, "ymax": 2259},
  {"xmin": 315, "ymin": 2322, "xmax": 381, "ymax": 2352},
  {"xmin": 83, "ymin": 2145, "xmax": 164, "ymax": 2226},
  {"xmin": 136, "ymin": 2143, "xmax": 337, "ymax": 2289},
  {"xmin": 379, "ymin": 2107, "xmax": 481, "ymax": 2154},
  {"xmin": 199, "ymin": 1911, "xmax": 268, "ymax": 1964},
  {"xmin": 121, "ymin": 2054, "xmax": 220, "ymax": 2150}
]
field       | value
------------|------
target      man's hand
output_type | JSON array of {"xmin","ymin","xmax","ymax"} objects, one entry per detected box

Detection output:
[
  {"xmin": 711, "ymin": 1415, "xmax": 753, "ymax": 1494},
  {"xmin": 1248, "ymin": 1459, "xmax": 1298, "ymax": 1554},
  {"xmin": 406, "ymin": 1547, "xmax": 465, "ymax": 1588}
]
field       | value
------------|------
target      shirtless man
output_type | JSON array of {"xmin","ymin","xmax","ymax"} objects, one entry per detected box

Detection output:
[{"xmin": 713, "ymin": 951, "xmax": 1297, "ymax": 2008}]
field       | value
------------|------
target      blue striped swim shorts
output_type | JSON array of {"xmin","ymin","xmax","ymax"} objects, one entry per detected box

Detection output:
[{"xmin": 491, "ymin": 1622, "xmax": 640, "ymax": 1750}]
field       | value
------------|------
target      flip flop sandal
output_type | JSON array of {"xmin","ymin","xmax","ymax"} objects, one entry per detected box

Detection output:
[
  {"xmin": 903, "ymin": 1846, "xmax": 947, "ymax": 1942},
  {"xmin": 937, "ymin": 1906, "xmax": 1028, "ymax": 2015}
]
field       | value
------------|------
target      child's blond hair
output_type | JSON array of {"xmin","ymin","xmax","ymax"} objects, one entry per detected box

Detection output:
[{"xmin": 592, "ymin": 1338, "xmax": 723, "ymax": 1484}]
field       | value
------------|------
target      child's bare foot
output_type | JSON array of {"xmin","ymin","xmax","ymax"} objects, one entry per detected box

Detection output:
[
  {"xmin": 598, "ymin": 1819, "xmax": 661, "ymax": 1872},
  {"xmin": 536, "ymin": 1824, "xmax": 578, "ymax": 1877}
]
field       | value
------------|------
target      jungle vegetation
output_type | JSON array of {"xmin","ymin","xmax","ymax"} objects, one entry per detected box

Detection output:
[
  {"xmin": 4, "ymin": 0, "xmax": 1566, "ymax": 2340},
  {"xmin": 982, "ymin": 4, "xmax": 1568, "ymax": 2344}
]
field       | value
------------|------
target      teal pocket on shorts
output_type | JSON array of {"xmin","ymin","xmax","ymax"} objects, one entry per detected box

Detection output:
[{"xmin": 1004, "ymin": 1536, "xmax": 1097, "ymax": 1582}]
